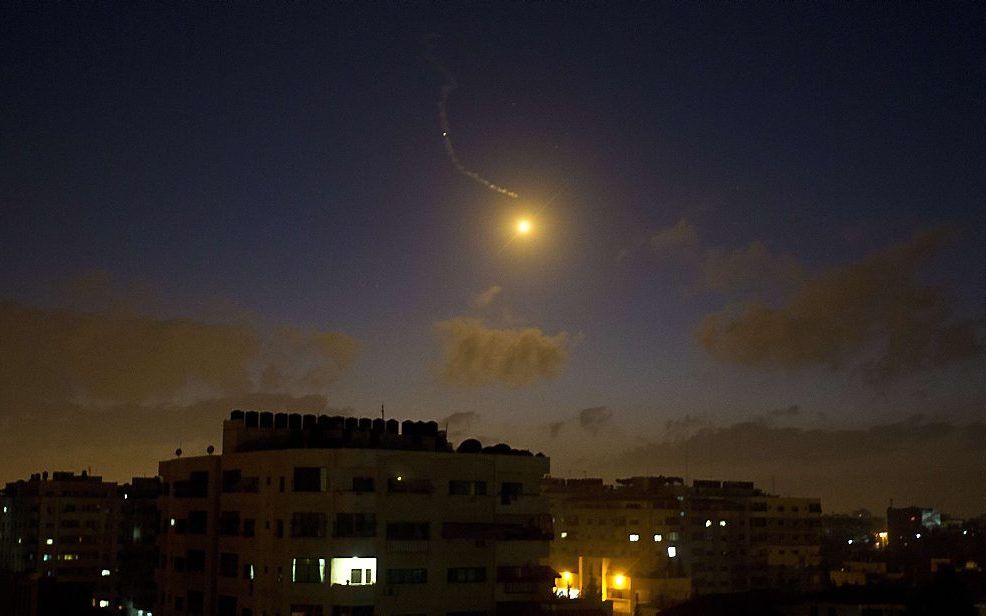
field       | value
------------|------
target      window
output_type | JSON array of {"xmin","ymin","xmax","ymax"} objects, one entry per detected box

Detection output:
[
  {"xmin": 500, "ymin": 482, "xmax": 522, "ymax": 505},
  {"xmin": 292, "ymin": 557, "xmax": 326, "ymax": 583},
  {"xmin": 388, "ymin": 477, "xmax": 432, "ymax": 494},
  {"xmin": 329, "ymin": 557, "xmax": 376, "ymax": 586},
  {"xmin": 186, "ymin": 549, "xmax": 206, "ymax": 572},
  {"xmin": 293, "ymin": 467, "xmax": 327, "ymax": 492},
  {"xmin": 474, "ymin": 481, "xmax": 487, "ymax": 495},
  {"xmin": 276, "ymin": 519, "xmax": 284, "ymax": 538},
  {"xmin": 218, "ymin": 595, "xmax": 237, "ymax": 616},
  {"xmin": 219, "ymin": 552, "xmax": 239, "ymax": 577},
  {"xmin": 386, "ymin": 568, "xmax": 427, "ymax": 584},
  {"xmin": 386, "ymin": 521, "xmax": 429, "ymax": 540},
  {"xmin": 448, "ymin": 567, "xmax": 486, "ymax": 583},
  {"xmin": 243, "ymin": 518, "xmax": 255, "ymax": 537},
  {"xmin": 187, "ymin": 590, "xmax": 204, "ymax": 615},
  {"xmin": 220, "ymin": 511, "xmax": 240, "ymax": 536},
  {"xmin": 291, "ymin": 606, "xmax": 324, "ymax": 616},
  {"xmin": 222, "ymin": 470, "xmax": 242, "ymax": 493},
  {"xmin": 449, "ymin": 480, "xmax": 471, "ymax": 496},
  {"xmin": 352, "ymin": 476, "xmax": 374, "ymax": 492},
  {"xmin": 629, "ymin": 533, "xmax": 640, "ymax": 542},
  {"xmin": 292, "ymin": 512, "xmax": 327, "ymax": 538},
  {"xmin": 335, "ymin": 512, "xmax": 377, "ymax": 537},
  {"xmin": 188, "ymin": 510, "xmax": 207, "ymax": 534}
]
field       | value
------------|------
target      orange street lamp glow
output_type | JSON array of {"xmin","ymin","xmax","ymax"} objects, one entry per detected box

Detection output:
[
  {"xmin": 612, "ymin": 574, "xmax": 626, "ymax": 589},
  {"xmin": 516, "ymin": 218, "xmax": 532, "ymax": 235}
]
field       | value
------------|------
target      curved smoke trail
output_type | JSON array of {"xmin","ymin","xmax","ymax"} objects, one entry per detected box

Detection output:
[{"xmin": 425, "ymin": 46, "xmax": 519, "ymax": 199}]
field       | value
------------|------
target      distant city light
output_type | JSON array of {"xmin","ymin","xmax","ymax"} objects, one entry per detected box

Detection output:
[
  {"xmin": 45, "ymin": 538, "xmax": 53, "ymax": 545},
  {"xmin": 561, "ymin": 571, "xmax": 573, "ymax": 583},
  {"xmin": 653, "ymin": 533, "xmax": 662, "ymax": 542},
  {"xmin": 705, "ymin": 519, "xmax": 712, "ymax": 528},
  {"xmin": 915, "ymin": 533, "xmax": 921, "ymax": 539},
  {"xmin": 719, "ymin": 520, "xmax": 727, "ymax": 527},
  {"xmin": 629, "ymin": 533, "xmax": 640, "ymax": 542},
  {"xmin": 99, "ymin": 601, "xmax": 110, "ymax": 608},
  {"xmin": 560, "ymin": 531, "xmax": 568, "ymax": 539},
  {"xmin": 848, "ymin": 539, "xmax": 853, "ymax": 545},
  {"xmin": 101, "ymin": 569, "xmax": 110, "ymax": 576},
  {"xmin": 667, "ymin": 546, "xmax": 678, "ymax": 558}
]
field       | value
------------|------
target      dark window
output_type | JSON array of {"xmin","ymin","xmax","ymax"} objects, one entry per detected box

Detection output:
[
  {"xmin": 808, "ymin": 503, "xmax": 822, "ymax": 513},
  {"xmin": 187, "ymin": 590, "xmax": 204, "ymax": 615},
  {"xmin": 222, "ymin": 470, "xmax": 242, "ymax": 493},
  {"xmin": 473, "ymin": 481, "xmax": 487, "ymax": 496},
  {"xmin": 335, "ymin": 513, "xmax": 376, "ymax": 537},
  {"xmin": 218, "ymin": 595, "xmax": 237, "ymax": 616},
  {"xmin": 293, "ymin": 467, "xmax": 326, "ymax": 492},
  {"xmin": 292, "ymin": 557, "xmax": 325, "ymax": 583},
  {"xmin": 276, "ymin": 519, "xmax": 284, "ymax": 538},
  {"xmin": 386, "ymin": 568, "xmax": 427, "ymax": 584},
  {"xmin": 388, "ymin": 477, "xmax": 432, "ymax": 494},
  {"xmin": 500, "ymin": 482, "xmax": 522, "ymax": 505},
  {"xmin": 242, "ymin": 518, "xmax": 255, "ymax": 537},
  {"xmin": 449, "ymin": 480, "xmax": 471, "ymax": 496},
  {"xmin": 292, "ymin": 512, "xmax": 328, "ymax": 538},
  {"xmin": 186, "ymin": 549, "xmax": 206, "ymax": 572},
  {"xmin": 291, "ymin": 607, "xmax": 324, "ymax": 616},
  {"xmin": 188, "ymin": 511, "xmax": 207, "ymax": 534},
  {"xmin": 448, "ymin": 567, "xmax": 486, "ymax": 583},
  {"xmin": 279, "ymin": 476, "xmax": 285, "ymax": 492},
  {"xmin": 220, "ymin": 511, "xmax": 240, "ymax": 536},
  {"xmin": 386, "ymin": 522, "xmax": 429, "ymax": 540},
  {"xmin": 219, "ymin": 552, "xmax": 239, "ymax": 577},
  {"xmin": 352, "ymin": 477, "xmax": 374, "ymax": 492},
  {"xmin": 174, "ymin": 596, "xmax": 185, "ymax": 611}
]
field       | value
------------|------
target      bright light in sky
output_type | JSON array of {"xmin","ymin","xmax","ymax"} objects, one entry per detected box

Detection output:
[{"xmin": 516, "ymin": 218, "xmax": 532, "ymax": 235}]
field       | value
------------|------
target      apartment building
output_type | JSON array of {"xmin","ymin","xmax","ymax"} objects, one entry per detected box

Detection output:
[
  {"xmin": 0, "ymin": 471, "xmax": 121, "ymax": 612},
  {"xmin": 545, "ymin": 475, "xmax": 823, "ymax": 613},
  {"xmin": 155, "ymin": 410, "xmax": 556, "ymax": 616}
]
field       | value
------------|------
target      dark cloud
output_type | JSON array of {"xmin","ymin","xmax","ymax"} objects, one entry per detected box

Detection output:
[
  {"xmin": 650, "ymin": 218, "xmax": 700, "ymax": 252},
  {"xmin": 697, "ymin": 229, "xmax": 984, "ymax": 382},
  {"xmin": 434, "ymin": 318, "xmax": 569, "ymax": 387},
  {"xmin": 470, "ymin": 285, "xmax": 503, "ymax": 309},
  {"xmin": 578, "ymin": 406, "xmax": 613, "ymax": 435},
  {"xmin": 610, "ymin": 417, "xmax": 986, "ymax": 516},
  {"xmin": 701, "ymin": 241, "xmax": 804, "ymax": 294}
]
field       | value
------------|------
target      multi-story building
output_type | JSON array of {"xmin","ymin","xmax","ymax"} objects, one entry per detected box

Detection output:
[
  {"xmin": 117, "ymin": 476, "xmax": 163, "ymax": 615},
  {"xmin": 0, "ymin": 471, "xmax": 121, "ymax": 612},
  {"xmin": 545, "ymin": 475, "xmax": 823, "ymax": 613},
  {"xmin": 155, "ymin": 410, "xmax": 558, "ymax": 616}
]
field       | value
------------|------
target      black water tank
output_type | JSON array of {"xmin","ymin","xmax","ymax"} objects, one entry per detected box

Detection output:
[
  {"xmin": 288, "ymin": 413, "xmax": 302, "ymax": 430},
  {"xmin": 245, "ymin": 411, "xmax": 259, "ymax": 428},
  {"xmin": 329, "ymin": 416, "xmax": 344, "ymax": 430},
  {"xmin": 344, "ymin": 417, "xmax": 358, "ymax": 431},
  {"xmin": 457, "ymin": 439, "xmax": 482, "ymax": 453},
  {"xmin": 401, "ymin": 420, "xmax": 415, "ymax": 436},
  {"xmin": 230, "ymin": 409, "xmax": 245, "ymax": 421},
  {"xmin": 259, "ymin": 412, "xmax": 273, "ymax": 428},
  {"xmin": 358, "ymin": 417, "xmax": 371, "ymax": 432},
  {"xmin": 425, "ymin": 421, "xmax": 439, "ymax": 436},
  {"xmin": 274, "ymin": 413, "xmax": 288, "ymax": 429},
  {"xmin": 386, "ymin": 419, "xmax": 399, "ymax": 434},
  {"xmin": 371, "ymin": 418, "xmax": 384, "ymax": 433},
  {"xmin": 303, "ymin": 414, "xmax": 317, "ymax": 430}
]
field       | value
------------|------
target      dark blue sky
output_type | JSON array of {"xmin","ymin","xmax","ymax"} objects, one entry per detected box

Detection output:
[{"xmin": 2, "ymin": 2, "xmax": 984, "ymax": 463}]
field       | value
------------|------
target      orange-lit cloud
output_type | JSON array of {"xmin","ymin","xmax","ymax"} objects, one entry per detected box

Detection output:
[{"xmin": 434, "ymin": 317, "xmax": 569, "ymax": 387}]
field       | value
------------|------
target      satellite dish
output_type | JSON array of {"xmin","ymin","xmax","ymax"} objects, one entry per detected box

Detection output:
[
  {"xmin": 175, "ymin": 448, "xmax": 183, "ymax": 458},
  {"xmin": 207, "ymin": 445, "xmax": 215, "ymax": 455}
]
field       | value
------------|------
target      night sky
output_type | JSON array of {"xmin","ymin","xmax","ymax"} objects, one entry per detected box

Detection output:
[{"xmin": 2, "ymin": 4, "xmax": 984, "ymax": 514}]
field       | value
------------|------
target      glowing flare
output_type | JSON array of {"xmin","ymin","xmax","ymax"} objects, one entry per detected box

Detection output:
[{"xmin": 517, "ymin": 219, "xmax": 532, "ymax": 235}]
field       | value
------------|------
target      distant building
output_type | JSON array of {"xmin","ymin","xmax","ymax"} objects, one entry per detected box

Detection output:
[
  {"xmin": 545, "ymin": 475, "xmax": 823, "ymax": 613},
  {"xmin": 887, "ymin": 506, "xmax": 941, "ymax": 547},
  {"xmin": 155, "ymin": 410, "xmax": 562, "ymax": 616},
  {"xmin": 0, "ymin": 471, "xmax": 120, "ymax": 614}
]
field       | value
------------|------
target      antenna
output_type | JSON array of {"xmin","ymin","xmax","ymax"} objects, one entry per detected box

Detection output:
[{"xmin": 381, "ymin": 404, "xmax": 385, "ymax": 420}]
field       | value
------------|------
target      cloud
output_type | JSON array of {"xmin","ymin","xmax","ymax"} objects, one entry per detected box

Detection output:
[
  {"xmin": 434, "ymin": 317, "xmax": 570, "ymax": 387},
  {"xmin": 0, "ymin": 301, "xmax": 358, "ymax": 408},
  {"xmin": 701, "ymin": 241, "xmax": 804, "ymax": 294},
  {"xmin": 578, "ymin": 406, "xmax": 613, "ymax": 435},
  {"xmin": 696, "ymin": 229, "xmax": 983, "ymax": 381},
  {"xmin": 470, "ymin": 285, "xmax": 503, "ymax": 309},
  {"xmin": 649, "ymin": 218, "xmax": 700, "ymax": 253}
]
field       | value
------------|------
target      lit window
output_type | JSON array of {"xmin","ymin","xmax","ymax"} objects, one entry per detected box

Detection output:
[
  {"xmin": 559, "ymin": 531, "xmax": 568, "ymax": 539},
  {"xmin": 719, "ymin": 520, "xmax": 726, "ymax": 527},
  {"xmin": 99, "ymin": 600, "xmax": 110, "ymax": 608},
  {"xmin": 629, "ymin": 533, "xmax": 640, "ymax": 542},
  {"xmin": 705, "ymin": 519, "xmax": 712, "ymax": 528},
  {"xmin": 46, "ymin": 538, "xmax": 54, "ymax": 545},
  {"xmin": 653, "ymin": 534, "xmax": 662, "ymax": 542},
  {"xmin": 667, "ymin": 546, "xmax": 677, "ymax": 558},
  {"xmin": 329, "ymin": 557, "xmax": 376, "ymax": 586},
  {"xmin": 101, "ymin": 569, "xmax": 111, "ymax": 576},
  {"xmin": 291, "ymin": 557, "xmax": 326, "ymax": 583},
  {"xmin": 124, "ymin": 493, "xmax": 128, "ymax": 500},
  {"xmin": 169, "ymin": 518, "xmax": 176, "ymax": 527},
  {"xmin": 847, "ymin": 539, "xmax": 853, "ymax": 545},
  {"xmin": 2, "ymin": 506, "xmax": 6, "ymax": 513},
  {"xmin": 915, "ymin": 533, "xmax": 921, "ymax": 539},
  {"xmin": 43, "ymin": 554, "xmax": 52, "ymax": 561}
]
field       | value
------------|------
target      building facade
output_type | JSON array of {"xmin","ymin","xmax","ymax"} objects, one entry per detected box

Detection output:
[
  {"xmin": 545, "ymin": 475, "xmax": 823, "ymax": 613},
  {"xmin": 155, "ymin": 410, "xmax": 556, "ymax": 616}
]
